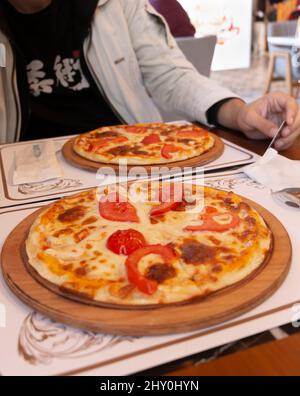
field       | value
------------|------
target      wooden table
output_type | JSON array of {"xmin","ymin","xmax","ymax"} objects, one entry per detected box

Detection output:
[
  {"xmin": 167, "ymin": 332, "xmax": 300, "ymax": 376},
  {"xmin": 216, "ymin": 127, "xmax": 300, "ymax": 160},
  {"xmin": 165, "ymin": 128, "xmax": 300, "ymax": 376}
]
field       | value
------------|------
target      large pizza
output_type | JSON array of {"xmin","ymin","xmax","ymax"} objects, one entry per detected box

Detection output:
[
  {"xmin": 25, "ymin": 182, "xmax": 272, "ymax": 307},
  {"xmin": 73, "ymin": 123, "xmax": 216, "ymax": 165}
]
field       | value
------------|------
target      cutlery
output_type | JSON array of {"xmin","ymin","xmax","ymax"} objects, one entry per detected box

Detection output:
[{"xmin": 265, "ymin": 121, "xmax": 287, "ymax": 153}]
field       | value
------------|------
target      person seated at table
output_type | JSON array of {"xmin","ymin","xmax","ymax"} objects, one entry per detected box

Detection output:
[
  {"xmin": 0, "ymin": 0, "xmax": 299, "ymax": 151},
  {"xmin": 149, "ymin": 0, "xmax": 196, "ymax": 37}
]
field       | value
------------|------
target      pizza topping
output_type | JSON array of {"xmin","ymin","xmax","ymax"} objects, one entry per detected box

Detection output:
[
  {"xmin": 212, "ymin": 265, "xmax": 223, "ymax": 273},
  {"xmin": 58, "ymin": 206, "xmax": 86, "ymax": 223},
  {"xmin": 81, "ymin": 216, "xmax": 98, "ymax": 225},
  {"xmin": 184, "ymin": 207, "xmax": 240, "ymax": 232},
  {"xmin": 124, "ymin": 126, "xmax": 147, "ymax": 134},
  {"xmin": 118, "ymin": 284, "xmax": 135, "ymax": 299},
  {"xmin": 106, "ymin": 145, "xmax": 131, "ymax": 156},
  {"xmin": 150, "ymin": 184, "xmax": 182, "ymax": 217},
  {"xmin": 74, "ymin": 267, "xmax": 89, "ymax": 277},
  {"xmin": 150, "ymin": 201, "xmax": 180, "ymax": 217},
  {"xmin": 177, "ymin": 138, "xmax": 194, "ymax": 145},
  {"xmin": 125, "ymin": 245, "xmax": 176, "ymax": 295},
  {"xmin": 131, "ymin": 147, "xmax": 148, "ymax": 155},
  {"xmin": 145, "ymin": 263, "xmax": 176, "ymax": 283},
  {"xmin": 161, "ymin": 144, "xmax": 181, "ymax": 159},
  {"xmin": 99, "ymin": 194, "xmax": 139, "ymax": 223},
  {"xmin": 181, "ymin": 240, "xmax": 217, "ymax": 265},
  {"xmin": 207, "ymin": 235, "xmax": 221, "ymax": 245},
  {"xmin": 53, "ymin": 228, "xmax": 73, "ymax": 238},
  {"xmin": 107, "ymin": 229, "xmax": 146, "ymax": 255},
  {"xmin": 73, "ymin": 229, "xmax": 90, "ymax": 243},
  {"xmin": 92, "ymin": 131, "xmax": 120, "ymax": 139},
  {"xmin": 245, "ymin": 216, "xmax": 257, "ymax": 227},
  {"xmin": 87, "ymin": 136, "xmax": 128, "ymax": 152},
  {"xmin": 176, "ymin": 129, "xmax": 208, "ymax": 138},
  {"xmin": 141, "ymin": 134, "xmax": 161, "ymax": 145}
]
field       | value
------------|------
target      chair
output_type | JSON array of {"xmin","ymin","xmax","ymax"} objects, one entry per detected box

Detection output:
[
  {"xmin": 265, "ymin": 20, "xmax": 300, "ymax": 96},
  {"xmin": 159, "ymin": 35, "xmax": 217, "ymax": 122}
]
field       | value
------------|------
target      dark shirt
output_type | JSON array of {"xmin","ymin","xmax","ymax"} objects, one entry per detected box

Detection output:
[
  {"xmin": 3, "ymin": 0, "xmax": 120, "ymax": 140},
  {"xmin": 149, "ymin": 0, "xmax": 196, "ymax": 37}
]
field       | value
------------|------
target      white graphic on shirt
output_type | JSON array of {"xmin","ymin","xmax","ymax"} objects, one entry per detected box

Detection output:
[
  {"xmin": 54, "ymin": 55, "xmax": 90, "ymax": 91},
  {"xmin": 27, "ymin": 60, "xmax": 54, "ymax": 96},
  {"xmin": 26, "ymin": 55, "xmax": 90, "ymax": 96}
]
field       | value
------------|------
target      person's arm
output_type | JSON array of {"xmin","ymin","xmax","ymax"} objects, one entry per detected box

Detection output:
[
  {"xmin": 215, "ymin": 93, "xmax": 300, "ymax": 150},
  {"xmin": 123, "ymin": 1, "xmax": 300, "ymax": 150},
  {"xmin": 123, "ymin": 0, "xmax": 240, "ymax": 125}
]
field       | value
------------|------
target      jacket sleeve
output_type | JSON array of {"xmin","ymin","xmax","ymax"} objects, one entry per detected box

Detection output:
[{"xmin": 123, "ymin": 0, "xmax": 240, "ymax": 125}]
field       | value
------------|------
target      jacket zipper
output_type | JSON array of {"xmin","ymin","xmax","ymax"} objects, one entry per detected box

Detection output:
[{"xmin": 82, "ymin": 35, "xmax": 126, "ymax": 125}]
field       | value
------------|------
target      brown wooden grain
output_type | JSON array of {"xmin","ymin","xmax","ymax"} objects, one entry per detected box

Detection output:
[
  {"xmin": 213, "ymin": 128, "xmax": 300, "ymax": 160},
  {"xmin": 1, "ymin": 196, "xmax": 292, "ymax": 336},
  {"xmin": 166, "ymin": 332, "xmax": 300, "ymax": 376}
]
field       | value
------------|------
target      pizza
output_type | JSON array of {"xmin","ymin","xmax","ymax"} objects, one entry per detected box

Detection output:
[
  {"xmin": 25, "ymin": 182, "xmax": 272, "ymax": 307},
  {"xmin": 73, "ymin": 123, "xmax": 216, "ymax": 165}
]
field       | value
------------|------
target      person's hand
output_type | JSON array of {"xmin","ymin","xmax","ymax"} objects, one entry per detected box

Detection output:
[{"xmin": 217, "ymin": 92, "xmax": 300, "ymax": 151}]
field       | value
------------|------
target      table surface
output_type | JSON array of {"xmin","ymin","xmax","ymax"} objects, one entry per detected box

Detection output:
[{"xmin": 165, "ymin": 128, "xmax": 300, "ymax": 376}]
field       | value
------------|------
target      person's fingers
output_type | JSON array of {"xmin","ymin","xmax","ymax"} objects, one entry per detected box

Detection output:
[
  {"xmin": 289, "ymin": 105, "xmax": 300, "ymax": 133},
  {"xmin": 281, "ymin": 96, "xmax": 298, "ymax": 126},
  {"xmin": 281, "ymin": 126, "xmax": 292, "ymax": 138},
  {"xmin": 275, "ymin": 129, "xmax": 300, "ymax": 150},
  {"xmin": 246, "ymin": 110, "xmax": 277, "ymax": 138},
  {"xmin": 268, "ymin": 92, "xmax": 298, "ymax": 126}
]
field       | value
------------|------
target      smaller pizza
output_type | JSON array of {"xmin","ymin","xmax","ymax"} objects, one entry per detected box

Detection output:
[{"xmin": 73, "ymin": 123, "xmax": 216, "ymax": 165}]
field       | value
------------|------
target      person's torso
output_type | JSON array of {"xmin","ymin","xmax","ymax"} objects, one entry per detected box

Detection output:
[{"xmin": 4, "ymin": 0, "xmax": 120, "ymax": 140}]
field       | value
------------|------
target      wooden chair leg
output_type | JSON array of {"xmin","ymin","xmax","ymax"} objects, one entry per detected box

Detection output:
[
  {"xmin": 293, "ymin": 84, "xmax": 300, "ymax": 99},
  {"xmin": 284, "ymin": 53, "xmax": 293, "ymax": 97},
  {"xmin": 264, "ymin": 53, "xmax": 276, "ymax": 94}
]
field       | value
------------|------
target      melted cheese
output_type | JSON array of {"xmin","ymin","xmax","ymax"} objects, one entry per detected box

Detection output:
[
  {"xmin": 73, "ymin": 123, "xmax": 215, "ymax": 165},
  {"xmin": 26, "ymin": 184, "xmax": 272, "ymax": 305}
]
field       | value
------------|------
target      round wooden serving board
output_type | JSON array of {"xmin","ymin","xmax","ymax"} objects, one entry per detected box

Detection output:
[
  {"xmin": 62, "ymin": 133, "xmax": 224, "ymax": 173},
  {"xmin": 1, "ymin": 198, "xmax": 292, "ymax": 336}
]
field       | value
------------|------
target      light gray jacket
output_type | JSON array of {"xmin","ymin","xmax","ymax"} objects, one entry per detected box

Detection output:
[{"xmin": 0, "ymin": 0, "xmax": 238, "ymax": 143}]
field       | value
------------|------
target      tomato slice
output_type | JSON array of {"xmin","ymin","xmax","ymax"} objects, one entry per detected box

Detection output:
[
  {"xmin": 107, "ymin": 229, "xmax": 146, "ymax": 255},
  {"xmin": 87, "ymin": 136, "xmax": 128, "ymax": 152},
  {"xmin": 124, "ymin": 126, "xmax": 147, "ymax": 134},
  {"xmin": 176, "ymin": 129, "xmax": 208, "ymax": 138},
  {"xmin": 161, "ymin": 144, "xmax": 181, "ymax": 159},
  {"xmin": 99, "ymin": 194, "xmax": 139, "ymax": 223},
  {"xmin": 185, "ymin": 210, "xmax": 240, "ymax": 232},
  {"xmin": 141, "ymin": 134, "xmax": 161, "ymax": 145},
  {"xmin": 150, "ymin": 184, "xmax": 182, "ymax": 217},
  {"xmin": 125, "ymin": 245, "xmax": 175, "ymax": 295},
  {"xmin": 150, "ymin": 202, "xmax": 180, "ymax": 217},
  {"xmin": 204, "ymin": 206, "xmax": 219, "ymax": 214}
]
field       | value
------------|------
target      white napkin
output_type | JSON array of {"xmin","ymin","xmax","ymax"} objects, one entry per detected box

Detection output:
[
  {"xmin": 13, "ymin": 140, "xmax": 63, "ymax": 185},
  {"xmin": 243, "ymin": 148, "xmax": 300, "ymax": 191}
]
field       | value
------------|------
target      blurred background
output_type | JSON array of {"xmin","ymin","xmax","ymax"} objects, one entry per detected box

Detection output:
[{"xmin": 167, "ymin": 0, "xmax": 300, "ymax": 103}]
